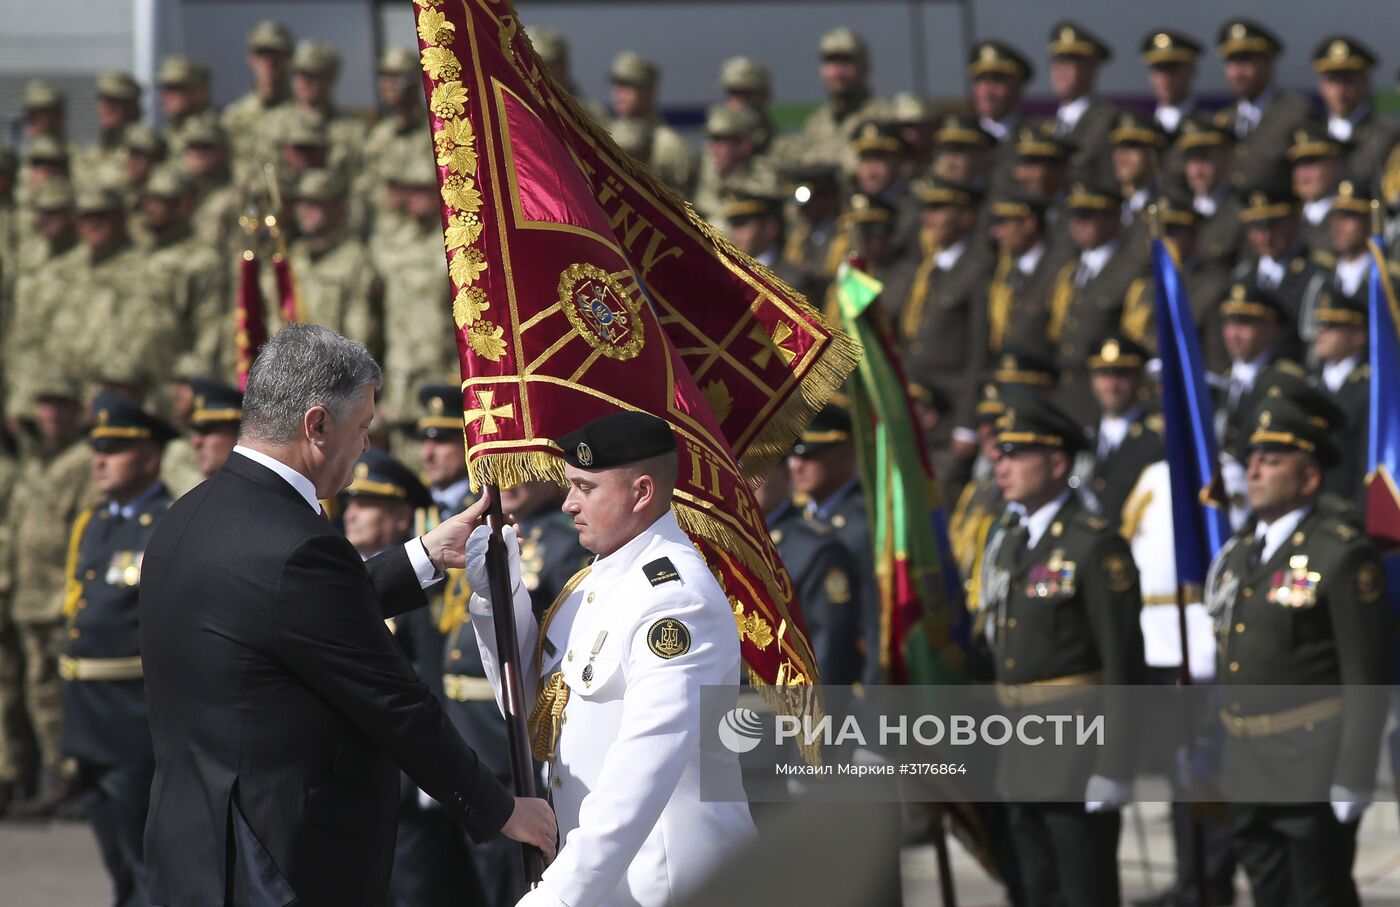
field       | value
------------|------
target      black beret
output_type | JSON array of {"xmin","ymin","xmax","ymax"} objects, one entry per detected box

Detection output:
[
  {"xmin": 345, "ymin": 448, "xmax": 433, "ymax": 509},
  {"xmin": 557, "ymin": 411, "xmax": 677, "ymax": 469},
  {"xmin": 88, "ymin": 391, "xmax": 178, "ymax": 450}
]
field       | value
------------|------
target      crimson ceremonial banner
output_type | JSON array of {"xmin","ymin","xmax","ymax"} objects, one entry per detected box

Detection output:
[{"xmin": 410, "ymin": 0, "xmax": 859, "ymax": 740}]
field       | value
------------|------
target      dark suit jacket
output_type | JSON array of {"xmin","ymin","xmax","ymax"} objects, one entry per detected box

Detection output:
[{"xmin": 139, "ymin": 452, "xmax": 514, "ymax": 907}]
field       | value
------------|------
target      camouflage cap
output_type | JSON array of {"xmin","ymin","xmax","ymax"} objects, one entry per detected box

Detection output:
[
  {"xmin": 292, "ymin": 40, "xmax": 340, "ymax": 76},
  {"xmin": 719, "ymin": 56, "xmax": 770, "ymax": 93},
  {"xmin": 705, "ymin": 103, "xmax": 759, "ymax": 139},
  {"xmin": 295, "ymin": 167, "xmax": 346, "ymax": 202},
  {"xmin": 25, "ymin": 136, "xmax": 69, "ymax": 164},
  {"xmin": 819, "ymin": 27, "xmax": 868, "ymax": 60},
  {"xmin": 124, "ymin": 124, "xmax": 167, "ymax": 156},
  {"xmin": 157, "ymin": 56, "xmax": 209, "ymax": 88},
  {"xmin": 610, "ymin": 117, "xmax": 655, "ymax": 156},
  {"xmin": 890, "ymin": 92, "xmax": 935, "ymax": 126},
  {"xmin": 389, "ymin": 153, "xmax": 439, "ymax": 189},
  {"xmin": 31, "ymin": 180, "xmax": 75, "ymax": 212},
  {"xmin": 31, "ymin": 367, "xmax": 83, "ymax": 403},
  {"xmin": 96, "ymin": 70, "xmax": 141, "ymax": 102},
  {"xmin": 378, "ymin": 46, "xmax": 419, "ymax": 76},
  {"xmin": 142, "ymin": 163, "xmax": 194, "ymax": 200},
  {"xmin": 247, "ymin": 19, "xmax": 294, "ymax": 54},
  {"xmin": 282, "ymin": 116, "xmax": 329, "ymax": 148},
  {"xmin": 609, "ymin": 51, "xmax": 658, "ymax": 88},
  {"xmin": 74, "ymin": 182, "xmax": 126, "ymax": 214},
  {"xmin": 529, "ymin": 27, "xmax": 568, "ymax": 66},
  {"xmin": 23, "ymin": 79, "xmax": 64, "ymax": 110},
  {"xmin": 181, "ymin": 117, "xmax": 227, "ymax": 147}
]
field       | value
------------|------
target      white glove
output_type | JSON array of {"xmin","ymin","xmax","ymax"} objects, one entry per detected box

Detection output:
[
  {"xmin": 1330, "ymin": 785, "xmax": 1371, "ymax": 824},
  {"xmin": 515, "ymin": 883, "xmax": 565, "ymax": 907},
  {"xmin": 465, "ymin": 524, "xmax": 522, "ymax": 608},
  {"xmin": 1084, "ymin": 774, "xmax": 1132, "ymax": 813}
]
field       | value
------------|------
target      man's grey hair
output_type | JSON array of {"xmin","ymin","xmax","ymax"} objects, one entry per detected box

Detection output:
[{"xmin": 240, "ymin": 324, "xmax": 382, "ymax": 445}]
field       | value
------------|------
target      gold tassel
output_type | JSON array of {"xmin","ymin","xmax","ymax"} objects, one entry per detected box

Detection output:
[
  {"xmin": 899, "ymin": 247, "xmax": 941, "ymax": 342},
  {"xmin": 1120, "ymin": 276, "xmax": 1154, "ymax": 349},
  {"xmin": 62, "ymin": 508, "xmax": 95, "ymax": 620},
  {"xmin": 1046, "ymin": 260, "xmax": 1078, "ymax": 343},
  {"xmin": 987, "ymin": 252, "xmax": 1014, "ymax": 354}
]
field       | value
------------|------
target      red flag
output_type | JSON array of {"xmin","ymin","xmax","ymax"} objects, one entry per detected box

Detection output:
[
  {"xmin": 272, "ymin": 253, "xmax": 304, "ymax": 325},
  {"xmin": 411, "ymin": 0, "xmax": 860, "ymax": 747},
  {"xmin": 235, "ymin": 250, "xmax": 268, "ymax": 390}
]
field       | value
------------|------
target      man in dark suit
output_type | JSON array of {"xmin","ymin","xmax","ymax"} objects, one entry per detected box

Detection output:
[{"xmin": 138, "ymin": 324, "xmax": 555, "ymax": 907}]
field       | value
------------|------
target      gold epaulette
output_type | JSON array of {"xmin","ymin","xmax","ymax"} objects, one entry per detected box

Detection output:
[
  {"xmin": 528, "ymin": 565, "xmax": 593, "ymax": 762},
  {"xmin": 1311, "ymin": 250, "xmax": 1337, "ymax": 268}
]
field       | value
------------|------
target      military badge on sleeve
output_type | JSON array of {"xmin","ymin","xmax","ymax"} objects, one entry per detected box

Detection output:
[
  {"xmin": 643, "ymin": 557, "xmax": 680, "ymax": 586},
  {"xmin": 824, "ymin": 568, "xmax": 851, "ymax": 604},
  {"xmin": 1357, "ymin": 562, "xmax": 1382, "ymax": 604},
  {"xmin": 647, "ymin": 617, "xmax": 691, "ymax": 659},
  {"xmin": 1105, "ymin": 554, "xmax": 1133, "ymax": 593}
]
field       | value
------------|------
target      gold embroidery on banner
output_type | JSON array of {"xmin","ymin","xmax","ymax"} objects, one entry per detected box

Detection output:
[
  {"xmin": 453, "ymin": 286, "xmax": 489, "ymax": 328},
  {"xmin": 435, "ymin": 118, "xmax": 478, "ymax": 175},
  {"xmin": 467, "ymin": 320, "xmax": 507, "ymax": 360},
  {"xmin": 701, "ymin": 379, "xmax": 733, "ymax": 424},
  {"xmin": 556, "ymin": 262, "xmax": 645, "ymax": 360},
  {"xmin": 464, "ymin": 389, "xmax": 515, "ymax": 434},
  {"xmin": 421, "ymin": 46, "xmax": 462, "ymax": 80},
  {"xmin": 416, "ymin": 9, "xmax": 455, "ymax": 45},
  {"xmin": 430, "ymin": 81, "xmax": 469, "ymax": 118},
  {"xmin": 733, "ymin": 599, "xmax": 775, "ymax": 650}
]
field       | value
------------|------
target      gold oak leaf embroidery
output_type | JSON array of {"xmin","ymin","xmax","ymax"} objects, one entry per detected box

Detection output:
[
  {"xmin": 453, "ymin": 287, "xmax": 489, "ymax": 327},
  {"xmin": 701, "ymin": 379, "xmax": 733, "ymax": 424},
  {"xmin": 467, "ymin": 321, "xmax": 507, "ymax": 361},
  {"xmin": 441, "ymin": 174, "xmax": 483, "ymax": 213},
  {"xmin": 443, "ymin": 212, "xmax": 483, "ymax": 251},
  {"xmin": 429, "ymin": 82, "xmax": 468, "ymax": 118},
  {"xmin": 416, "ymin": 9, "xmax": 454, "ymax": 45},
  {"xmin": 421, "ymin": 47, "xmax": 461, "ymax": 81},
  {"xmin": 413, "ymin": 0, "xmax": 444, "ymax": 8},
  {"xmin": 450, "ymin": 247, "xmax": 488, "ymax": 286},
  {"xmin": 434, "ymin": 118, "xmax": 477, "ymax": 174}
]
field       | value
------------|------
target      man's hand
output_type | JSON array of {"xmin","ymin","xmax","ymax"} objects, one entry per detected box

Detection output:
[
  {"xmin": 421, "ymin": 492, "xmax": 493, "ymax": 572},
  {"xmin": 502, "ymin": 796, "xmax": 558, "ymax": 863}
]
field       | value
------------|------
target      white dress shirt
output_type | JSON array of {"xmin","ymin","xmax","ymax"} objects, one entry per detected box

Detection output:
[
  {"xmin": 1154, "ymin": 100, "xmax": 1195, "ymax": 135},
  {"xmin": 935, "ymin": 238, "xmax": 968, "ymax": 272},
  {"xmin": 1055, "ymin": 96, "xmax": 1091, "ymax": 137},
  {"xmin": 1322, "ymin": 355, "xmax": 1360, "ymax": 393},
  {"xmin": 1253, "ymin": 506, "xmax": 1312, "ymax": 564},
  {"xmin": 1327, "ymin": 105, "xmax": 1368, "ymax": 144},
  {"xmin": 1303, "ymin": 197, "xmax": 1334, "ymax": 227},
  {"xmin": 1235, "ymin": 89, "xmax": 1276, "ymax": 138},
  {"xmin": 1076, "ymin": 240, "xmax": 1118, "ymax": 287},
  {"xmin": 1256, "ymin": 255, "xmax": 1286, "ymax": 290},
  {"xmin": 1193, "ymin": 193, "xmax": 1218, "ymax": 219},
  {"xmin": 1334, "ymin": 254, "xmax": 1372, "ymax": 296},
  {"xmin": 980, "ymin": 114, "xmax": 1015, "ymax": 142},
  {"xmin": 1006, "ymin": 489, "xmax": 1072, "ymax": 550},
  {"xmin": 1016, "ymin": 242, "xmax": 1046, "ymax": 277},
  {"xmin": 1096, "ymin": 407, "xmax": 1140, "ymax": 459},
  {"xmin": 233, "ymin": 445, "xmax": 440, "ymax": 586}
]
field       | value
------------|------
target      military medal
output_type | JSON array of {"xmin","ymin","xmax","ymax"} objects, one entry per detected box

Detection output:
[{"xmin": 582, "ymin": 630, "xmax": 607, "ymax": 687}]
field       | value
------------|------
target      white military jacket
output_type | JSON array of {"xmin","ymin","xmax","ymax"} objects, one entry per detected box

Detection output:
[
  {"xmin": 1121, "ymin": 460, "xmax": 1218, "ymax": 680},
  {"xmin": 469, "ymin": 509, "xmax": 756, "ymax": 907}
]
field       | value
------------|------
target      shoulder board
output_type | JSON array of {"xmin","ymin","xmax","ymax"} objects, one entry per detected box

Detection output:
[
  {"xmin": 1144, "ymin": 413, "xmax": 1165, "ymax": 435},
  {"xmin": 642, "ymin": 557, "xmax": 681, "ymax": 587},
  {"xmin": 1272, "ymin": 358, "xmax": 1306, "ymax": 377},
  {"xmin": 1349, "ymin": 364, "xmax": 1371, "ymax": 383},
  {"xmin": 1073, "ymin": 510, "xmax": 1110, "ymax": 533},
  {"xmin": 1334, "ymin": 521, "xmax": 1360, "ymax": 542},
  {"xmin": 1387, "ymin": 261, "xmax": 1400, "ymax": 279},
  {"xmin": 1212, "ymin": 109, "xmax": 1232, "ymax": 127},
  {"xmin": 1311, "ymin": 250, "xmax": 1337, "ymax": 268}
]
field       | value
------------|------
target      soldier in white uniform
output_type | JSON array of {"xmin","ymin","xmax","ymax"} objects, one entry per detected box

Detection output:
[{"xmin": 466, "ymin": 411, "xmax": 756, "ymax": 907}]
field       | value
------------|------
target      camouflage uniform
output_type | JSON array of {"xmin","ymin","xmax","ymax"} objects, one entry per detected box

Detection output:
[
  {"xmin": 607, "ymin": 53, "xmax": 699, "ymax": 197},
  {"xmin": 155, "ymin": 57, "xmax": 220, "ymax": 157},
  {"xmin": 47, "ymin": 186, "xmax": 181, "ymax": 396},
  {"xmin": 221, "ymin": 20, "xmax": 297, "ymax": 185},
  {"xmin": 15, "ymin": 81, "xmax": 79, "ymax": 195},
  {"xmin": 0, "ymin": 439, "xmax": 22, "ymax": 795},
  {"xmin": 4, "ymin": 182, "xmax": 77, "ymax": 418},
  {"xmin": 374, "ymin": 163, "xmax": 458, "ymax": 425},
  {"xmin": 287, "ymin": 169, "xmax": 384, "ymax": 359},
  {"xmin": 691, "ymin": 105, "xmax": 775, "ymax": 224},
  {"xmin": 140, "ymin": 166, "xmax": 229, "ymax": 380},
  {"xmin": 271, "ymin": 42, "xmax": 369, "ymax": 193},
  {"xmin": 7, "ymin": 383, "xmax": 98, "ymax": 782},
  {"xmin": 75, "ymin": 71, "xmax": 143, "ymax": 189},
  {"xmin": 362, "ymin": 47, "xmax": 433, "ymax": 237},
  {"xmin": 782, "ymin": 28, "xmax": 891, "ymax": 173}
]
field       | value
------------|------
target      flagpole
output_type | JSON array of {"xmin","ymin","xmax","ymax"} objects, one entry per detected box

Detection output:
[{"xmin": 482, "ymin": 485, "xmax": 547, "ymax": 886}]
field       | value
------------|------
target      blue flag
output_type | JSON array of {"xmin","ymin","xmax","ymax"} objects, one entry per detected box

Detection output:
[{"xmin": 1151, "ymin": 239, "xmax": 1232, "ymax": 590}]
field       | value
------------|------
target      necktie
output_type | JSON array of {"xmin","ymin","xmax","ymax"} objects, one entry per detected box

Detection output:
[
  {"xmin": 1244, "ymin": 533, "xmax": 1265, "ymax": 572},
  {"xmin": 1001, "ymin": 512, "xmax": 1029, "ymax": 570}
]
